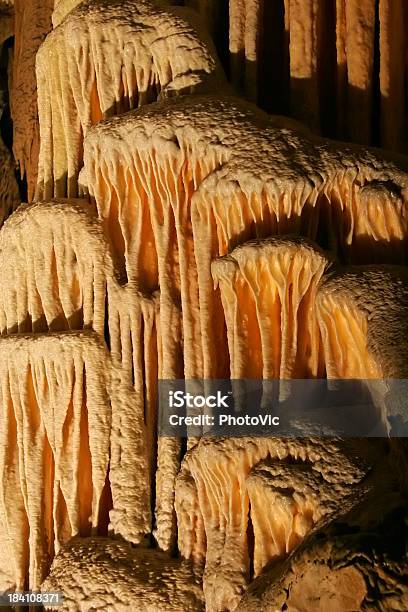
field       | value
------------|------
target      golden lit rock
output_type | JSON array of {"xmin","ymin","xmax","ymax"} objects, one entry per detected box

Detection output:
[
  {"xmin": 0, "ymin": 331, "xmax": 111, "ymax": 589},
  {"xmin": 35, "ymin": 0, "xmax": 225, "ymax": 200},
  {"xmin": 212, "ymin": 236, "xmax": 328, "ymax": 379},
  {"xmin": 176, "ymin": 436, "xmax": 367, "ymax": 612},
  {"xmin": 317, "ymin": 266, "xmax": 408, "ymax": 378},
  {"xmin": 0, "ymin": 1, "xmax": 406, "ymax": 608},
  {"xmin": 11, "ymin": 0, "xmax": 53, "ymax": 201},
  {"xmin": 84, "ymin": 95, "xmax": 408, "ymax": 383}
]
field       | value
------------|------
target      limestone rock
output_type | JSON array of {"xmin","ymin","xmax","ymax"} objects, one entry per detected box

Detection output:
[
  {"xmin": 35, "ymin": 0, "xmax": 226, "ymax": 200},
  {"xmin": 84, "ymin": 94, "xmax": 408, "ymax": 381},
  {"xmin": 42, "ymin": 536, "xmax": 204, "ymax": 611},
  {"xmin": 11, "ymin": 0, "xmax": 54, "ymax": 200},
  {"xmin": 175, "ymin": 436, "xmax": 369, "ymax": 611}
]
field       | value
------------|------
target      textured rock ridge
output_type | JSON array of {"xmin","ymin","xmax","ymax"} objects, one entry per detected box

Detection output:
[{"xmin": 42, "ymin": 537, "xmax": 205, "ymax": 611}]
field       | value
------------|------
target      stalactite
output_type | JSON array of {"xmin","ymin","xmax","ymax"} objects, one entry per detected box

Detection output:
[
  {"xmin": 0, "ymin": 135, "xmax": 20, "ymax": 227},
  {"xmin": 11, "ymin": 0, "xmax": 54, "ymax": 201},
  {"xmin": 0, "ymin": 1, "xmax": 407, "ymax": 605},
  {"xmin": 0, "ymin": 198, "xmax": 160, "ymax": 550},
  {"xmin": 379, "ymin": 0, "xmax": 406, "ymax": 151},
  {"xmin": 316, "ymin": 265, "xmax": 408, "ymax": 378},
  {"xmin": 108, "ymin": 284, "xmax": 159, "ymax": 544},
  {"xmin": 83, "ymin": 94, "xmax": 408, "ymax": 383},
  {"xmin": 175, "ymin": 437, "xmax": 367, "ymax": 612},
  {"xmin": 229, "ymin": 0, "xmax": 262, "ymax": 101},
  {"xmin": 0, "ymin": 331, "xmax": 111, "ymax": 589},
  {"xmin": 35, "ymin": 0, "xmax": 226, "ymax": 200},
  {"xmin": 0, "ymin": 199, "xmax": 110, "ymax": 336},
  {"xmin": 238, "ymin": 484, "xmax": 408, "ymax": 611},
  {"xmin": 178, "ymin": 0, "xmax": 408, "ymax": 151},
  {"xmin": 247, "ymin": 460, "xmax": 340, "ymax": 577},
  {"xmin": 211, "ymin": 237, "xmax": 328, "ymax": 379},
  {"xmin": 84, "ymin": 103, "xmax": 229, "ymax": 380},
  {"xmin": 343, "ymin": 0, "xmax": 376, "ymax": 144},
  {"xmin": 288, "ymin": 0, "xmax": 321, "ymax": 129}
]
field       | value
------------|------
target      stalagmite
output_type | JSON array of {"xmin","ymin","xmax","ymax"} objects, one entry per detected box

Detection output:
[
  {"xmin": 316, "ymin": 266, "xmax": 408, "ymax": 379},
  {"xmin": 212, "ymin": 237, "xmax": 328, "ymax": 379},
  {"xmin": 42, "ymin": 537, "xmax": 204, "ymax": 611},
  {"xmin": 84, "ymin": 94, "xmax": 408, "ymax": 382},
  {"xmin": 0, "ymin": 135, "xmax": 20, "ymax": 227},
  {"xmin": 11, "ymin": 0, "xmax": 54, "ymax": 201},
  {"xmin": 35, "ymin": 0, "xmax": 226, "ymax": 200},
  {"xmin": 0, "ymin": 331, "xmax": 111, "ymax": 589},
  {"xmin": 175, "ymin": 437, "xmax": 367, "ymax": 612},
  {"xmin": 0, "ymin": 199, "xmax": 159, "ymax": 548}
]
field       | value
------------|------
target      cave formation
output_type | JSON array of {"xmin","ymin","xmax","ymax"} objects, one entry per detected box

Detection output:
[{"xmin": 0, "ymin": 0, "xmax": 407, "ymax": 610}]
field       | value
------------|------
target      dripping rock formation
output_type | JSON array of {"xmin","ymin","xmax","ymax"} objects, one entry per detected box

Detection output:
[{"xmin": 0, "ymin": 0, "xmax": 406, "ymax": 610}]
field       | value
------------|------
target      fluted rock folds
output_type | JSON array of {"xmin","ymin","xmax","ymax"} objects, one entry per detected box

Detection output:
[
  {"xmin": 36, "ymin": 0, "xmax": 225, "ymax": 200},
  {"xmin": 0, "ymin": 200, "xmax": 161, "ymax": 587},
  {"xmin": 175, "ymin": 436, "xmax": 368, "ymax": 612},
  {"xmin": 83, "ymin": 95, "xmax": 408, "ymax": 380}
]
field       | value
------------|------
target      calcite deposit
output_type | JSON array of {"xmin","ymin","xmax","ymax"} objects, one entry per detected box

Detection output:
[
  {"xmin": 212, "ymin": 237, "xmax": 329, "ymax": 379},
  {"xmin": 0, "ymin": 331, "xmax": 111, "ymax": 589},
  {"xmin": 175, "ymin": 436, "xmax": 370, "ymax": 611},
  {"xmin": 11, "ymin": 0, "xmax": 54, "ymax": 200},
  {"xmin": 83, "ymin": 94, "xmax": 408, "ymax": 383},
  {"xmin": 317, "ymin": 265, "xmax": 408, "ymax": 378},
  {"xmin": 0, "ymin": 135, "xmax": 19, "ymax": 226},
  {"xmin": 0, "ymin": 0, "xmax": 406, "ymax": 611},
  {"xmin": 35, "ymin": 0, "xmax": 226, "ymax": 200},
  {"xmin": 42, "ymin": 537, "xmax": 205, "ymax": 611}
]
